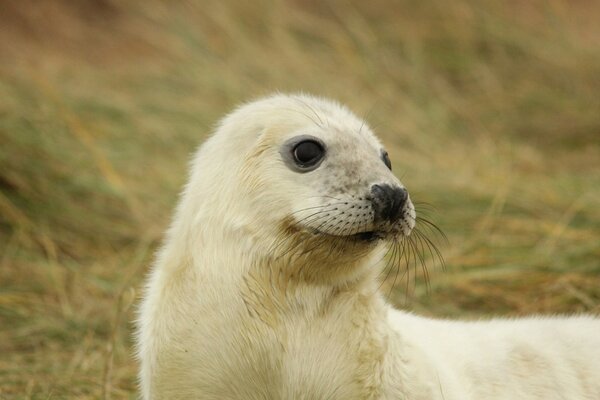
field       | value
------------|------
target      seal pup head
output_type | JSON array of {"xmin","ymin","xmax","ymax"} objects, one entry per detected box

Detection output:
[{"xmin": 185, "ymin": 94, "xmax": 417, "ymax": 284}]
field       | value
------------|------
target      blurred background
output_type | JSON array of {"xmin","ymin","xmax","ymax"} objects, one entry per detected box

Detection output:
[{"xmin": 1, "ymin": 0, "xmax": 599, "ymax": 398}]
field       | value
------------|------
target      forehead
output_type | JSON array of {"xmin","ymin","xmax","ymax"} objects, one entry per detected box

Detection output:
[
  {"xmin": 278, "ymin": 97, "xmax": 383, "ymax": 153},
  {"xmin": 281, "ymin": 100, "xmax": 389, "ymax": 181}
]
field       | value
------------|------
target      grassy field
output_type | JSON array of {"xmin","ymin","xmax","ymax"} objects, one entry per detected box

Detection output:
[{"xmin": 1, "ymin": 0, "xmax": 599, "ymax": 398}]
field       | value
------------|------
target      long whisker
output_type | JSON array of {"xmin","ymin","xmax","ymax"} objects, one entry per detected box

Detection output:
[
  {"xmin": 292, "ymin": 98, "xmax": 326, "ymax": 127},
  {"xmin": 294, "ymin": 208, "xmax": 336, "ymax": 227},
  {"xmin": 281, "ymin": 106, "xmax": 323, "ymax": 129},
  {"xmin": 416, "ymin": 217, "xmax": 448, "ymax": 243},
  {"xmin": 378, "ymin": 241, "xmax": 398, "ymax": 292},
  {"xmin": 413, "ymin": 201, "xmax": 439, "ymax": 211},
  {"xmin": 410, "ymin": 233, "xmax": 431, "ymax": 291},
  {"xmin": 403, "ymin": 237, "xmax": 412, "ymax": 303},
  {"xmin": 268, "ymin": 208, "xmax": 336, "ymax": 260},
  {"xmin": 414, "ymin": 228, "xmax": 446, "ymax": 271},
  {"xmin": 374, "ymin": 243, "xmax": 394, "ymax": 278},
  {"xmin": 412, "ymin": 230, "xmax": 436, "ymax": 285},
  {"xmin": 306, "ymin": 195, "xmax": 343, "ymax": 201},
  {"xmin": 288, "ymin": 202, "xmax": 346, "ymax": 217},
  {"xmin": 387, "ymin": 239, "xmax": 404, "ymax": 300},
  {"xmin": 296, "ymin": 215, "xmax": 339, "ymax": 257}
]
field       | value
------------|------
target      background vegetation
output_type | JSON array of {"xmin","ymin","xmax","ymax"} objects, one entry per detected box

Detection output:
[{"xmin": 1, "ymin": 0, "xmax": 599, "ymax": 398}]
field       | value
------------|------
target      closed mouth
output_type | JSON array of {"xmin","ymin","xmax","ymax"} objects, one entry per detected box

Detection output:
[
  {"xmin": 308, "ymin": 228, "xmax": 386, "ymax": 243},
  {"xmin": 349, "ymin": 230, "xmax": 385, "ymax": 242}
]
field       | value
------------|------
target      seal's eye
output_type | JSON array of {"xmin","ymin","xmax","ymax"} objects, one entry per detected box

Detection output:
[
  {"xmin": 280, "ymin": 135, "xmax": 326, "ymax": 173},
  {"xmin": 293, "ymin": 140, "xmax": 324, "ymax": 168},
  {"xmin": 382, "ymin": 150, "xmax": 392, "ymax": 170}
]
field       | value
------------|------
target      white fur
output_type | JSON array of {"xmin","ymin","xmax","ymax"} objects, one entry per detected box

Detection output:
[{"xmin": 137, "ymin": 94, "xmax": 600, "ymax": 399}]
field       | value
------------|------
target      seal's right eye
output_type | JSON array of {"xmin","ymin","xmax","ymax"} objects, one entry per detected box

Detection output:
[
  {"xmin": 293, "ymin": 140, "xmax": 325, "ymax": 168},
  {"xmin": 280, "ymin": 135, "xmax": 326, "ymax": 173}
]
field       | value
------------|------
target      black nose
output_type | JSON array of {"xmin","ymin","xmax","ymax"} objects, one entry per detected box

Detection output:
[{"xmin": 370, "ymin": 184, "xmax": 408, "ymax": 223}]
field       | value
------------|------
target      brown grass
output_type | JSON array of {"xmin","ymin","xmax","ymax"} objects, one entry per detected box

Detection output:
[{"xmin": 1, "ymin": 0, "xmax": 599, "ymax": 398}]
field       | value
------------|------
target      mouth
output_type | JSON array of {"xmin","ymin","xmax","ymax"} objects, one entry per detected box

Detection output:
[
  {"xmin": 349, "ymin": 230, "xmax": 386, "ymax": 242},
  {"xmin": 307, "ymin": 228, "xmax": 387, "ymax": 243}
]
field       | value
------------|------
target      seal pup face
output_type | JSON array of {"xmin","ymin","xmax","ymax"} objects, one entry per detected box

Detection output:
[
  {"xmin": 277, "ymin": 128, "xmax": 415, "ymax": 242},
  {"xmin": 254, "ymin": 95, "xmax": 416, "ymax": 241},
  {"xmin": 241, "ymin": 95, "xmax": 414, "ymax": 275},
  {"xmin": 279, "ymin": 115, "xmax": 416, "ymax": 243},
  {"xmin": 191, "ymin": 94, "xmax": 422, "ymax": 284}
]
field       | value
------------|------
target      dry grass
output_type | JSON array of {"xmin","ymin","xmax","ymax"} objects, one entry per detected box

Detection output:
[{"xmin": 1, "ymin": 0, "xmax": 599, "ymax": 398}]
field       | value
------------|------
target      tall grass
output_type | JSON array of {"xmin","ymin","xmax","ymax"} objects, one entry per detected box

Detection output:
[{"xmin": 1, "ymin": 1, "xmax": 599, "ymax": 398}]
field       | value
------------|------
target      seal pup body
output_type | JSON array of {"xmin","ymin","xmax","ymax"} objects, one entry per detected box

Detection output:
[{"xmin": 137, "ymin": 94, "xmax": 600, "ymax": 399}]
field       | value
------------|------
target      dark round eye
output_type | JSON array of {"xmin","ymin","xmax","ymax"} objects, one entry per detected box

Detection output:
[
  {"xmin": 293, "ymin": 140, "xmax": 325, "ymax": 168},
  {"xmin": 382, "ymin": 150, "xmax": 392, "ymax": 170}
]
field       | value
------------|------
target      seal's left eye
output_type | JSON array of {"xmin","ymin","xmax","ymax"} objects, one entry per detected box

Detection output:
[
  {"xmin": 382, "ymin": 150, "xmax": 392, "ymax": 170},
  {"xmin": 293, "ymin": 140, "xmax": 324, "ymax": 168}
]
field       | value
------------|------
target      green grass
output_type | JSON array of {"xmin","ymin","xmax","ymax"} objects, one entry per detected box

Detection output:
[{"xmin": 1, "ymin": 1, "xmax": 599, "ymax": 398}]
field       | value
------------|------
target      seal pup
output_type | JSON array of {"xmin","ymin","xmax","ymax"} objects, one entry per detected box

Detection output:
[{"xmin": 137, "ymin": 94, "xmax": 600, "ymax": 399}]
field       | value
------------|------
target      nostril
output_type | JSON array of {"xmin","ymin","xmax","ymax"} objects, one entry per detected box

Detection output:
[
  {"xmin": 370, "ymin": 184, "xmax": 386, "ymax": 200},
  {"xmin": 396, "ymin": 187, "xmax": 408, "ymax": 210},
  {"xmin": 370, "ymin": 184, "xmax": 409, "ymax": 223}
]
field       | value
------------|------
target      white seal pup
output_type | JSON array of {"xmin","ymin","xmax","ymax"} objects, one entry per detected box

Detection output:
[{"xmin": 137, "ymin": 94, "xmax": 600, "ymax": 399}]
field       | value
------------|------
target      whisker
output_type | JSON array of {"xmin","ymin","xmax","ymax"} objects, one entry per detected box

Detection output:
[
  {"xmin": 375, "ymin": 243, "xmax": 394, "ymax": 278},
  {"xmin": 414, "ymin": 228, "xmax": 446, "ymax": 271},
  {"xmin": 288, "ymin": 202, "xmax": 346, "ymax": 217},
  {"xmin": 416, "ymin": 217, "xmax": 448, "ymax": 243},
  {"xmin": 305, "ymin": 195, "xmax": 343, "ymax": 201},
  {"xmin": 293, "ymin": 98, "xmax": 326, "ymax": 127},
  {"xmin": 387, "ymin": 240, "xmax": 404, "ymax": 300},
  {"xmin": 412, "ymin": 208, "xmax": 435, "ymax": 219},
  {"xmin": 413, "ymin": 230, "xmax": 436, "ymax": 284},
  {"xmin": 294, "ymin": 209, "xmax": 335, "ymax": 227},
  {"xmin": 268, "ymin": 209, "xmax": 338, "ymax": 261},
  {"xmin": 281, "ymin": 106, "xmax": 323, "ymax": 129},
  {"xmin": 413, "ymin": 201, "xmax": 439, "ymax": 211},
  {"xmin": 296, "ymin": 216, "xmax": 339, "ymax": 257},
  {"xmin": 403, "ymin": 237, "xmax": 412, "ymax": 303},
  {"xmin": 378, "ymin": 241, "xmax": 398, "ymax": 292},
  {"xmin": 411, "ymin": 233, "xmax": 431, "ymax": 291}
]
